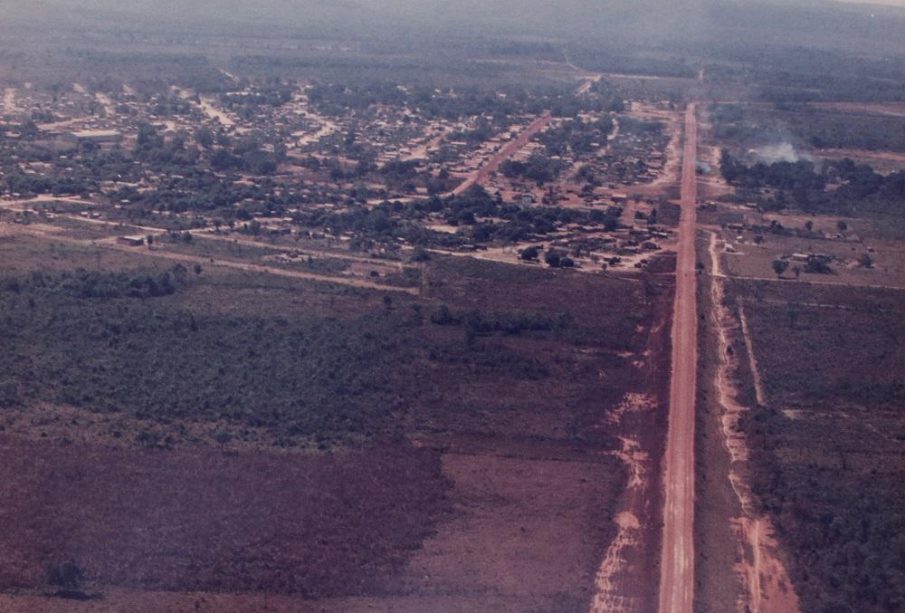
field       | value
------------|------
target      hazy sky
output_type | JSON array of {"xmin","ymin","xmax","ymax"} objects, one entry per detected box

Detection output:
[
  {"xmin": 837, "ymin": 0, "xmax": 905, "ymax": 6},
  {"xmin": 7, "ymin": 0, "xmax": 905, "ymax": 50}
]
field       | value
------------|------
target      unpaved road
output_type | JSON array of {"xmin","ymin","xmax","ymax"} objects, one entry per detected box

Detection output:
[
  {"xmin": 198, "ymin": 96, "xmax": 236, "ymax": 128},
  {"xmin": 658, "ymin": 103, "xmax": 698, "ymax": 613},
  {"xmin": 449, "ymin": 112, "xmax": 552, "ymax": 196},
  {"xmin": 0, "ymin": 197, "xmax": 406, "ymax": 273},
  {"xmin": 3, "ymin": 87, "xmax": 17, "ymax": 114},
  {"xmin": 576, "ymin": 73, "xmax": 602, "ymax": 96},
  {"xmin": 95, "ymin": 92, "xmax": 115, "ymax": 115},
  {"xmin": 706, "ymin": 231, "xmax": 800, "ymax": 613},
  {"xmin": 2, "ymin": 220, "xmax": 417, "ymax": 295},
  {"xmin": 175, "ymin": 87, "xmax": 236, "ymax": 128},
  {"xmin": 446, "ymin": 64, "xmax": 600, "ymax": 196}
]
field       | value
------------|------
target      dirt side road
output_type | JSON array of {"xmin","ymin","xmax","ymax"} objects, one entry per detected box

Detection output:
[
  {"xmin": 705, "ymin": 231, "xmax": 801, "ymax": 613},
  {"xmin": 1, "ymin": 223, "xmax": 417, "ymax": 295},
  {"xmin": 450, "ymin": 112, "xmax": 553, "ymax": 196},
  {"xmin": 658, "ymin": 104, "xmax": 698, "ymax": 613}
]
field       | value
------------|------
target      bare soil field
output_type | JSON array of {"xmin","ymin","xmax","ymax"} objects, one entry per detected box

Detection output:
[{"xmin": 397, "ymin": 451, "xmax": 623, "ymax": 611}]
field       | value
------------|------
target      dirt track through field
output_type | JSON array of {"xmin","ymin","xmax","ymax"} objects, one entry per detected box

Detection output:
[
  {"xmin": 186, "ymin": 229, "xmax": 404, "ymax": 270},
  {"xmin": 14, "ymin": 196, "xmax": 400, "ymax": 270},
  {"xmin": 705, "ymin": 231, "xmax": 800, "ymax": 613},
  {"xmin": 710, "ymin": 264, "xmax": 905, "ymax": 291},
  {"xmin": 657, "ymin": 103, "xmax": 698, "ymax": 613},
  {"xmin": 4, "ymin": 222, "xmax": 417, "ymax": 295}
]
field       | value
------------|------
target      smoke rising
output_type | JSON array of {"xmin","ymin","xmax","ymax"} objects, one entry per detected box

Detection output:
[{"xmin": 749, "ymin": 143, "xmax": 812, "ymax": 164}]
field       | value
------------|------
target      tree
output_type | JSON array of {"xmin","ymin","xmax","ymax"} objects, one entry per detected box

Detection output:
[
  {"xmin": 430, "ymin": 304, "xmax": 456, "ymax": 325},
  {"xmin": 720, "ymin": 150, "xmax": 742, "ymax": 182},
  {"xmin": 858, "ymin": 253, "xmax": 873, "ymax": 268},
  {"xmin": 804, "ymin": 257, "xmax": 832, "ymax": 274},
  {"xmin": 520, "ymin": 246, "xmax": 540, "ymax": 261},
  {"xmin": 197, "ymin": 127, "xmax": 214, "ymax": 149},
  {"xmin": 544, "ymin": 249, "xmax": 563, "ymax": 268},
  {"xmin": 211, "ymin": 148, "xmax": 239, "ymax": 171},
  {"xmin": 136, "ymin": 122, "xmax": 162, "ymax": 152},
  {"xmin": 772, "ymin": 259, "xmax": 790, "ymax": 278},
  {"xmin": 836, "ymin": 220, "xmax": 848, "ymax": 233},
  {"xmin": 410, "ymin": 247, "xmax": 431, "ymax": 262}
]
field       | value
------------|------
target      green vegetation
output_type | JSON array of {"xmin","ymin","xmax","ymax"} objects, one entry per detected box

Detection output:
[
  {"xmin": 307, "ymin": 81, "xmax": 623, "ymax": 121},
  {"xmin": 720, "ymin": 152, "xmax": 905, "ymax": 216},
  {"xmin": 0, "ymin": 283, "xmax": 412, "ymax": 437},
  {"xmin": 711, "ymin": 103, "xmax": 905, "ymax": 152},
  {"xmin": 500, "ymin": 153, "xmax": 566, "ymax": 185},
  {"xmin": 429, "ymin": 304, "xmax": 572, "ymax": 337},
  {"xmin": 3, "ymin": 267, "xmax": 188, "ymax": 299},
  {"xmin": 729, "ymin": 281, "xmax": 905, "ymax": 612},
  {"xmin": 292, "ymin": 185, "xmax": 622, "ymax": 248},
  {"xmin": 0, "ymin": 260, "xmax": 647, "ymax": 446}
]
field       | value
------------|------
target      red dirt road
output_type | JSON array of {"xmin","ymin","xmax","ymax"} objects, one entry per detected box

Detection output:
[
  {"xmin": 658, "ymin": 104, "xmax": 698, "ymax": 613},
  {"xmin": 450, "ymin": 112, "xmax": 553, "ymax": 196}
]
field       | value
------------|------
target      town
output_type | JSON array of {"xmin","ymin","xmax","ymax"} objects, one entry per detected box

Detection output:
[{"xmin": 1, "ymin": 74, "xmax": 682, "ymax": 287}]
